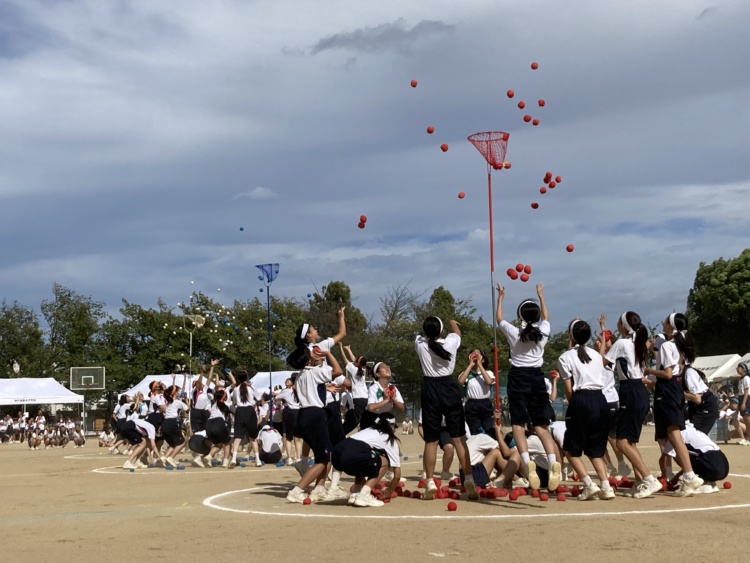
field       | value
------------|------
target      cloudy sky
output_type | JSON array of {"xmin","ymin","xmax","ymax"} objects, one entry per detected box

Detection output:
[{"xmin": 1, "ymin": 0, "xmax": 748, "ymax": 334}]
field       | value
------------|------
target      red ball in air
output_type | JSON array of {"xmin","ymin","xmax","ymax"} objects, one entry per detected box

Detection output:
[
  {"xmin": 531, "ymin": 61, "xmax": 539, "ymax": 70},
  {"xmin": 548, "ymin": 181, "xmax": 556, "ymax": 188},
  {"xmin": 538, "ymin": 99, "xmax": 546, "ymax": 107},
  {"xmin": 555, "ymin": 175, "xmax": 562, "ymax": 183},
  {"xmin": 540, "ymin": 187, "xmax": 547, "ymax": 194},
  {"xmin": 524, "ymin": 265, "xmax": 532, "ymax": 274},
  {"xmin": 518, "ymin": 101, "xmax": 526, "ymax": 109},
  {"xmin": 357, "ymin": 222, "xmax": 365, "ymax": 229},
  {"xmin": 440, "ymin": 143, "xmax": 449, "ymax": 152},
  {"xmin": 458, "ymin": 192, "xmax": 465, "ymax": 199},
  {"xmin": 566, "ymin": 244, "xmax": 575, "ymax": 253},
  {"xmin": 359, "ymin": 215, "xmax": 367, "ymax": 223},
  {"xmin": 531, "ymin": 202, "xmax": 539, "ymax": 209},
  {"xmin": 523, "ymin": 114, "xmax": 532, "ymax": 123},
  {"xmin": 426, "ymin": 125, "xmax": 435, "ymax": 134},
  {"xmin": 723, "ymin": 481, "xmax": 732, "ymax": 489},
  {"xmin": 410, "ymin": 79, "xmax": 418, "ymax": 88},
  {"xmin": 447, "ymin": 501, "xmax": 457, "ymax": 511},
  {"xmin": 545, "ymin": 171, "xmax": 553, "ymax": 179},
  {"xmin": 532, "ymin": 119, "xmax": 540, "ymax": 126},
  {"xmin": 506, "ymin": 89, "xmax": 515, "ymax": 98},
  {"xmin": 503, "ymin": 161, "xmax": 512, "ymax": 169},
  {"xmin": 508, "ymin": 269, "xmax": 519, "ymax": 281},
  {"xmin": 515, "ymin": 263, "xmax": 524, "ymax": 272},
  {"xmin": 303, "ymin": 497, "xmax": 312, "ymax": 505},
  {"xmin": 520, "ymin": 273, "xmax": 530, "ymax": 282}
]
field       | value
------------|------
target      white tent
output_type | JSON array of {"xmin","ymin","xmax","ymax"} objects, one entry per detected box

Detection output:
[
  {"xmin": 0, "ymin": 378, "xmax": 83, "ymax": 406},
  {"xmin": 251, "ymin": 371, "xmax": 297, "ymax": 394},
  {"xmin": 693, "ymin": 354, "xmax": 742, "ymax": 384},
  {"xmin": 121, "ymin": 374, "xmax": 206, "ymax": 398}
]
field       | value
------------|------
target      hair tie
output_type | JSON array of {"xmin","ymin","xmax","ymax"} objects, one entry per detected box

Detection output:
[
  {"xmin": 300, "ymin": 323, "xmax": 309, "ymax": 340},
  {"xmin": 620, "ymin": 312, "xmax": 633, "ymax": 334},
  {"xmin": 373, "ymin": 416, "xmax": 380, "ymax": 425}
]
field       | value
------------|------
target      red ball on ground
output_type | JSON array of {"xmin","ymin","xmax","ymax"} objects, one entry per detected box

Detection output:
[
  {"xmin": 531, "ymin": 489, "xmax": 540, "ymax": 498},
  {"xmin": 531, "ymin": 61, "xmax": 539, "ymax": 69},
  {"xmin": 441, "ymin": 485, "xmax": 450, "ymax": 493},
  {"xmin": 303, "ymin": 497, "xmax": 312, "ymax": 505},
  {"xmin": 447, "ymin": 501, "xmax": 457, "ymax": 511},
  {"xmin": 450, "ymin": 491, "xmax": 460, "ymax": 500},
  {"xmin": 426, "ymin": 125, "xmax": 434, "ymax": 134},
  {"xmin": 540, "ymin": 187, "xmax": 547, "ymax": 194},
  {"xmin": 555, "ymin": 175, "xmax": 562, "ymax": 183},
  {"xmin": 433, "ymin": 478, "xmax": 442, "ymax": 489},
  {"xmin": 538, "ymin": 99, "xmax": 546, "ymax": 107},
  {"xmin": 357, "ymin": 222, "xmax": 365, "ymax": 229},
  {"xmin": 360, "ymin": 215, "xmax": 367, "ymax": 223},
  {"xmin": 508, "ymin": 270, "xmax": 519, "ymax": 280},
  {"xmin": 440, "ymin": 143, "xmax": 449, "ymax": 152},
  {"xmin": 566, "ymin": 244, "xmax": 575, "ymax": 252},
  {"xmin": 479, "ymin": 490, "xmax": 487, "ymax": 498},
  {"xmin": 524, "ymin": 265, "xmax": 532, "ymax": 274},
  {"xmin": 498, "ymin": 489, "xmax": 508, "ymax": 497},
  {"xmin": 458, "ymin": 191, "xmax": 465, "ymax": 199},
  {"xmin": 518, "ymin": 101, "xmax": 526, "ymax": 109},
  {"xmin": 509, "ymin": 491, "xmax": 519, "ymax": 501},
  {"xmin": 523, "ymin": 114, "xmax": 532, "ymax": 122},
  {"xmin": 410, "ymin": 79, "xmax": 418, "ymax": 88},
  {"xmin": 540, "ymin": 493, "xmax": 549, "ymax": 501},
  {"xmin": 531, "ymin": 202, "xmax": 539, "ymax": 209},
  {"xmin": 460, "ymin": 486, "xmax": 467, "ymax": 493},
  {"xmin": 532, "ymin": 118, "xmax": 540, "ymax": 126},
  {"xmin": 520, "ymin": 273, "xmax": 530, "ymax": 282},
  {"xmin": 571, "ymin": 486, "xmax": 581, "ymax": 498},
  {"xmin": 403, "ymin": 490, "xmax": 412, "ymax": 498},
  {"xmin": 724, "ymin": 481, "xmax": 732, "ymax": 489},
  {"xmin": 557, "ymin": 494, "xmax": 566, "ymax": 502},
  {"xmin": 418, "ymin": 479, "xmax": 426, "ymax": 488},
  {"xmin": 507, "ymin": 89, "xmax": 515, "ymax": 98},
  {"xmin": 382, "ymin": 497, "xmax": 390, "ymax": 503},
  {"xmin": 548, "ymin": 181, "xmax": 556, "ymax": 189},
  {"xmin": 412, "ymin": 491, "xmax": 422, "ymax": 499}
]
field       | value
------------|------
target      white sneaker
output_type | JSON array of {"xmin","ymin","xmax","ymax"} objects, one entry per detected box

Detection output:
[
  {"xmin": 123, "ymin": 460, "xmax": 136, "ymax": 470},
  {"xmin": 203, "ymin": 455, "xmax": 213, "ymax": 467},
  {"xmin": 633, "ymin": 477, "xmax": 662, "ymax": 499},
  {"xmin": 309, "ymin": 487, "xmax": 329, "ymax": 502},
  {"xmin": 353, "ymin": 493, "xmax": 384, "ymax": 507},
  {"xmin": 694, "ymin": 483, "xmax": 719, "ymax": 494},
  {"xmin": 191, "ymin": 454, "xmax": 205, "ymax": 468},
  {"xmin": 325, "ymin": 486, "xmax": 349, "ymax": 500},
  {"xmin": 512, "ymin": 477, "xmax": 530, "ymax": 488},
  {"xmin": 424, "ymin": 479, "xmax": 438, "ymax": 500},
  {"xmin": 562, "ymin": 462, "xmax": 571, "ymax": 481},
  {"xmin": 228, "ymin": 459, "xmax": 237, "ymax": 469},
  {"xmin": 286, "ymin": 489, "xmax": 308, "ymax": 504},
  {"xmin": 221, "ymin": 458, "xmax": 230, "ymax": 468},
  {"xmin": 165, "ymin": 457, "xmax": 178, "ymax": 468},
  {"xmin": 579, "ymin": 483, "xmax": 601, "ymax": 501},
  {"xmin": 134, "ymin": 460, "xmax": 147, "ymax": 469},
  {"xmin": 548, "ymin": 462, "xmax": 562, "ymax": 492},
  {"xmin": 675, "ymin": 475, "xmax": 704, "ymax": 497},
  {"xmin": 255, "ymin": 459, "xmax": 263, "ymax": 467},
  {"xmin": 527, "ymin": 461, "xmax": 541, "ymax": 490},
  {"xmin": 599, "ymin": 487, "xmax": 616, "ymax": 500},
  {"xmin": 293, "ymin": 460, "xmax": 307, "ymax": 478},
  {"xmin": 618, "ymin": 462, "xmax": 632, "ymax": 477},
  {"xmin": 347, "ymin": 492, "xmax": 359, "ymax": 506},
  {"xmin": 621, "ymin": 480, "xmax": 643, "ymax": 497},
  {"xmin": 464, "ymin": 477, "xmax": 479, "ymax": 501}
]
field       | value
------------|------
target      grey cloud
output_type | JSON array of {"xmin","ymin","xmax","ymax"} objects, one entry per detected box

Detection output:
[
  {"xmin": 310, "ymin": 18, "xmax": 455, "ymax": 55},
  {"xmin": 696, "ymin": 7, "xmax": 719, "ymax": 20}
]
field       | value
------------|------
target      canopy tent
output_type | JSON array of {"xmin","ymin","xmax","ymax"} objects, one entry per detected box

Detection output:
[
  {"xmin": 0, "ymin": 378, "xmax": 84, "ymax": 406},
  {"xmin": 693, "ymin": 354, "xmax": 742, "ymax": 384},
  {"xmin": 250, "ymin": 371, "xmax": 297, "ymax": 394},
  {"xmin": 121, "ymin": 374, "xmax": 208, "ymax": 398}
]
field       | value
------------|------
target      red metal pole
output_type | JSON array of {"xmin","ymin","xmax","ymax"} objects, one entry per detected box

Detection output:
[{"xmin": 487, "ymin": 165, "xmax": 500, "ymax": 412}]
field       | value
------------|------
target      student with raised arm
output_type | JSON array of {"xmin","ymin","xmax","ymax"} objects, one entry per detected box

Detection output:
[
  {"xmin": 339, "ymin": 342, "xmax": 370, "ymax": 434},
  {"xmin": 495, "ymin": 282, "xmax": 561, "ymax": 492}
]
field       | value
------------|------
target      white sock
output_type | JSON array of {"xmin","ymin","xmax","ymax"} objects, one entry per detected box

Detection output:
[
  {"xmin": 521, "ymin": 452, "xmax": 530, "ymax": 465},
  {"xmin": 548, "ymin": 453, "xmax": 557, "ymax": 466},
  {"xmin": 330, "ymin": 470, "xmax": 341, "ymax": 489},
  {"xmin": 582, "ymin": 476, "xmax": 593, "ymax": 487},
  {"xmin": 684, "ymin": 471, "xmax": 696, "ymax": 481},
  {"xmin": 291, "ymin": 486, "xmax": 303, "ymax": 495},
  {"xmin": 600, "ymin": 480, "xmax": 612, "ymax": 490},
  {"xmin": 231, "ymin": 451, "xmax": 237, "ymax": 462},
  {"xmin": 360, "ymin": 485, "xmax": 372, "ymax": 497}
]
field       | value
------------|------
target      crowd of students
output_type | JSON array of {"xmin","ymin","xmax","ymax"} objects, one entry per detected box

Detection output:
[{"xmin": 0, "ymin": 412, "xmax": 86, "ymax": 449}]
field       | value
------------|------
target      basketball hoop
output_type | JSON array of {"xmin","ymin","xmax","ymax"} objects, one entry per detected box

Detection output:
[
  {"xmin": 468, "ymin": 131, "xmax": 509, "ymax": 170},
  {"xmin": 185, "ymin": 314, "xmax": 205, "ymax": 328}
]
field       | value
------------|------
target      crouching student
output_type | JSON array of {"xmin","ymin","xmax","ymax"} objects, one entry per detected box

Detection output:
[
  {"xmin": 332, "ymin": 413, "xmax": 401, "ymax": 507},
  {"xmin": 661, "ymin": 422, "xmax": 729, "ymax": 494},
  {"xmin": 258, "ymin": 425, "xmax": 283, "ymax": 465},
  {"xmin": 460, "ymin": 416, "xmax": 520, "ymax": 490}
]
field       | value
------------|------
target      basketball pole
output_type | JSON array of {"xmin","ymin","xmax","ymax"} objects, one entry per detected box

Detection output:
[{"xmin": 487, "ymin": 163, "xmax": 500, "ymax": 413}]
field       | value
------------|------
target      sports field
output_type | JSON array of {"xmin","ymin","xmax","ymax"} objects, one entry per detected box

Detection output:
[{"xmin": 2, "ymin": 427, "xmax": 747, "ymax": 563}]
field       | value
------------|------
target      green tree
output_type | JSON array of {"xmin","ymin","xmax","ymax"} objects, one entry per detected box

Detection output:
[
  {"xmin": 687, "ymin": 249, "xmax": 750, "ymax": 355},
  {"xmin": 0, "ymin": 300, "xmax": 49, "ymax": 377}
]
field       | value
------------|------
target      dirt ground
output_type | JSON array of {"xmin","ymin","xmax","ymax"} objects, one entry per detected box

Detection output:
[{"xmin": 1, "ymin": 427, "xmax": 748, "ymax": 563}]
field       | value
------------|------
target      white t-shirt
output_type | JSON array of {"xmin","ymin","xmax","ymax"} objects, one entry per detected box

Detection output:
[
  {"xmin": 274, "ymin": 387, "xmax": 300, "ymax": 410},
  {"xmin": 367, "ymin": 382, "xmax": 404, "ymax": 414},
  {"xmin": 296, "ymin": 365, "xmax": 333, "ymax": 409},
  {"xmin": 327, "ymin": 374, "xmax": 346, "ymax": 405},
  {"xmin": 557, "ymin": 347, "xmax": 606, "ymax": 391},
  {"xmin": 100, "ymin": 431, "xmax": 115, "ymax": 441},
  {"xmin": 684, "ymin": 367, "xmax": 708, "ymax": 395},
  {"xmin": 232, "ymin": 385, "xmax": 262, "ymax": 408},
  {"xmin": 602, "ymin": 366, "xmax": 619, "ymax": 403},
  {"xmin": 414, "ymin": 333, "xmax": 461, "ymax": 378},
  {"xmin": 658, "ymin": 340, "xmax": 681, "ymax": 373},
  {"xmin": 549, "ymin": 421, "xmax": 566, "ymax": 449},
  {"xmin": 133, "ymin": 418, "xmax": 156, "ymax": 439},
  {"xmin": 193, "ymin": 388, "xmax": 210, "ymax": 411},
  {"xmin": 650, "ymin": 333, "xmax": 667, "ymax": 382},
  {"xmin": 257, "ymin": 403, "xmax": 269, "ymax": 420},
  {"xmin": 466, "ymin": 433, "xmax": 499, "ymax": 466},
  {"xmin": 662, "ymin": 424, "xmax": 719, "ymax": 458},
  {"xmin": 149, "ymin": 394, "xmax": 166, "ymax": 414},
  {"xmin": 527, "ymin": 434, "xmax": 550, "ymax": 470},
  {"xmin": 605, "ymin": 338, "xmax": 644, "ymax": 381},
  {"xmin": 127, "ymin": 403, "xmax": 148, "ymax": 421},
  {"xmin": 499, "ymin": 320, "xmax": 550, "ymax": 368},
  {"xmin": 349, "ymin": 427, "xmax": 401, "ymax": 468},
  {"xmin": 164, "ymin": 399, "xmax": 188, "ymax": 420},
  {"xmin": 258, "ymin": 427, "xmax": 282, "ymax": 454},
  {"xmin": 465, "ymin": 370, "xmax": 495, "ymax": 400},
  {"xmin": 346, "ymin": 363, "xmax": 369, "ymax": 399},
  {"xmin": 341, "ymin": 391, "xmax": 354, "ymax": 411},
  {"xmin": 737, "ymin": 376, "xmax": 750, "ymax": 397}
]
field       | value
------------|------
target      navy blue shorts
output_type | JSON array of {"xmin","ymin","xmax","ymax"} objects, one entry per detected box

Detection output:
[
  {"xmin": 464, "ymin": 398, "xmax": 495, "ymax": 436},
  {"xmin": 691, "ymin": 449, "xmax": 729, "ymax": 482},
  {"xmin": 617, "ymin": 379, "xmax": 650, "ymax": 442},
  {"xmin": 421, "ymin": 377, "xmax": 466, "ymax": 442},
  {"xmin": 654, "ymin": 379, "xmax": 685, "ymax": 440},
  {"xmin": 459, "ymin": 462, "xmax": 491, "ymax": 488},
  {"xmin": 161, "ymin": 418, "xmax": 185, "ymax": 447},
  {"xmin": 686, "ymin": 392, "xmax": 719, "ymax": 436},
  {"xmin": 282, "ymin": 407, "xmax": 298, "ymax": 441},
  {"xmin": 190, "ymin": 409, "xmax": 209, "ymax": 433},
  {"xmin": 507, "ymin": 366, "xmax": 550, "ymax": 427},
  {"xmin": 332, "ymin": 438, "xmax": 384, "ymax": 478},
  {"xmin": 120, "ymin": 421, "xmax": 143, "ymax": 446},
  {"xmin": 562, "ymin": 390, "xmax": 609, "ymax": 458},
  {"xmin": 233, "ymin": 406, "xmax": 259, "ymax": 441},
  {"xmin": 206, "ymin": 417, "xmax": 231, "ymax": 445},
  {"xmin": 188, "ymin": 434, "xmax": 211, "ymax": 455},
  {"xmin": 325, "ymin": 402, "xmax": 346, "ymax": 447},
  {"xmin": 298, "ymin": 407, "xmax": 332, "ymax": 465},
  {"xmin": 607, "ymin": 402, "xmax": 619, "ymax": 438}
]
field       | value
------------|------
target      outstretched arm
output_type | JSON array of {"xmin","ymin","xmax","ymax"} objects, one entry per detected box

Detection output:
[
  {"xmin": 331, "ymin": 307, "xmax": 347, "ymax": 345},
  {"xmin": 495, "ymin": 284, "xmax": 505, "ymax": 323},
  {"xmin": 536, "ymin": 283, "xmax": 548, "ymax": 322}
]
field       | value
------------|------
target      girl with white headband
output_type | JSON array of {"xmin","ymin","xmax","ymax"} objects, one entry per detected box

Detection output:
[
  {"xmin": 415, "ymin": 316, "xmax": 478, "ymax": 500},
  {"xmin": 361, "ymin": 362, "xmax": 404, "ymax": 430},
  {"xmin": 458, "ymin": 348, "xmax": 496, "ymax": 435},
  {"xmin": 736, "ymin": 363, "xmax": 750, "ymax": 445},
  {"xmin": 644, "ymin": 313, "xmax": 704, "ymax": 496},
  {"xmin": 600, "ymin": 311, "xmax": 661, "ymax": 498},
  {"xmin": 557, "ymin": 319, "xmax": 614, "ymax": 500},
  {"xmin": 495, "ymin": 282, "xmax": 560, "ymax": 492}
]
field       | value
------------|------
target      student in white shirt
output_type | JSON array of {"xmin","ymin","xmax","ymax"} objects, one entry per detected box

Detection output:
[
  {"xmin": 495, "ymin": 282, "xmax": 560, "ymax": 492},
  {"xmin": 557, "ymin": 320, "xmax": 614, "ymax": 500},
  {"xmin": 274, "ymin": 377, "xmax": 302, "ymax": 464},
  {"xmin": 644, "ymin": 313, "xmax": 704, "ymax": 496},
  {"xmin": 339, "ymin": 342, "xmax": 370, "ymax": 434},
  {"xmin": 683, "ymin": 362, "xmax": 718, "ymax": 435},
  {"xmin": 332, "ymin": 413, "xmax": 402, "ymax": 507},
  {"xmin": 257, "ymin": 425, "xmax": 284, "ymax": 464},
  {"xmin": 203, "ymin": 388, "xmax": 233, "ymax": 468},
  {"xmin": 457, "ymin": 348, "xmax": 496, "ymax": 436},
  {"xmin": 191, "ymin": 360, "xmax": 219, "ymax": 435},
  {"xmin": 285, "ymin": 344, "xmax": 343, "ymax": 504},
  {"xmin": 461, "ymin": 416, "xmax": 520, "ymax": 490},
  {"xmin": 660, "ymin": 422, "xmax": 729, "ymax": 493},
  {"xmin": 227, "ymin": 369, "xmax": 263, "ymax": 468},
  {"xmin": 736, "ymin": 362, "xmax": 750, "ymax": 444},
  {"xmin": 361, "ymin": 362, "xmax": 405, "ymax": 429},
  {"xmin": 109, "ymin": 395, "xmax": 132, "ymax": 455},
  {"xmin": 415, "ymin": 316, "xmax": 477, "ymax": 500},
  {"xmin": 99, "ymin": 426, "xmax": 116, "ymax": 447},
  {"xmin": 600, "ymin": 311, "xmax": 661, "ymax": 499},
  {"xmin": 161, "ymin": 385, "xmax": 189, "ymax": 468}
]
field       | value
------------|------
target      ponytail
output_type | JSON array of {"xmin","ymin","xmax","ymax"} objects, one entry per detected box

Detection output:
[
  {"xmin": 423, "ymin": 316, "xmax": 452, "ymax": 361},
  {"xmin": 371, "ymin": 414, "xmax": 400, "ymax": 446},
  {"xmin": 568, "ymin": 319, "xmax": 592, "ymax": 364},
  {"xmin": 356, "ymin": 356, "xmax": 368, "ymax": 379},
  {"xmin": 164, "ymin": 386, "xmax": 175, "ymax": 404},
  {"xmin": 214, "ymin": 390, "xmax": 231, "ymax": 416},
  {"xmin": 622, "ymin": 311, "xmax": 648, "ymax": 368},
  {"xmin": 518, "ymin": 301, "xmax": 543, "ymax": 343},
  {"xmin": 235, "ymin": 369, "xmax": 250, "ymax": 404}
]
